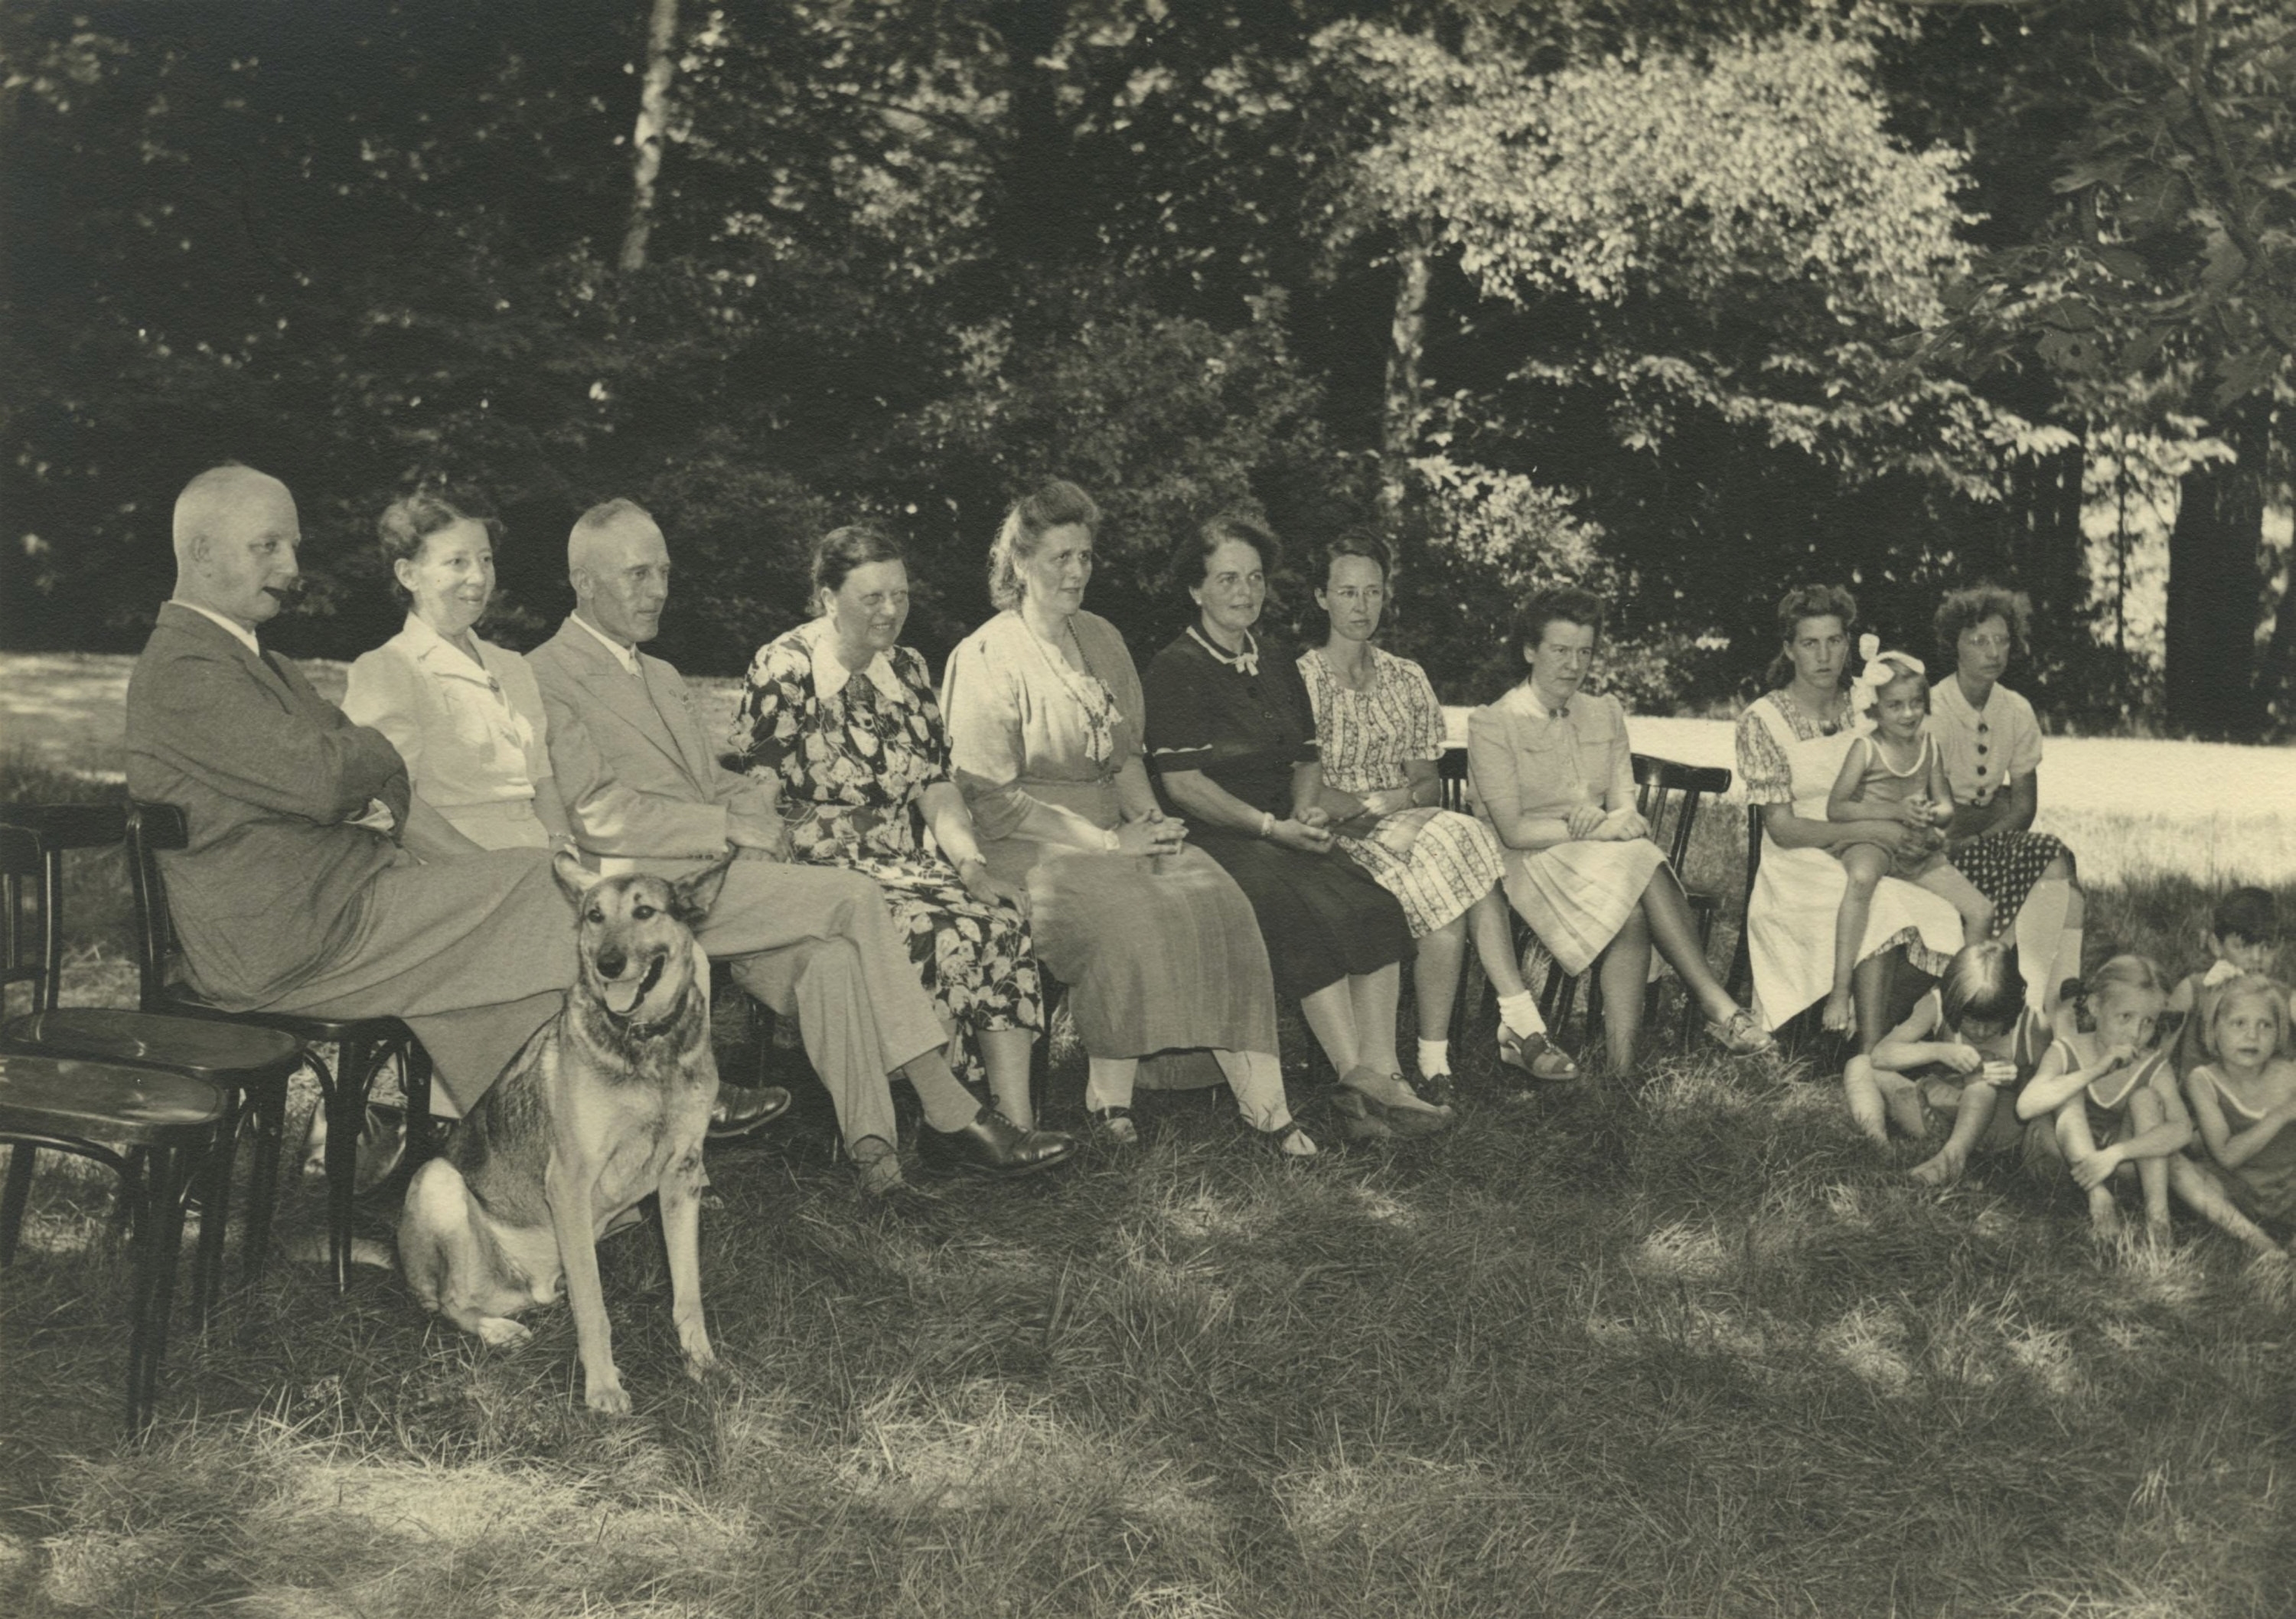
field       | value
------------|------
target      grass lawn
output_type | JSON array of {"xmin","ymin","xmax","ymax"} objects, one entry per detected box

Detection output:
[{"xmin": 3, "ymin": 661, "xmax": 2295, "ymax": 1617}]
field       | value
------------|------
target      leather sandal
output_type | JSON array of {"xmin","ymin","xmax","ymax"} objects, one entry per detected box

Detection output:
[
  {"xmin": 1341, "ymin": 1066, "xmax": 1451, "ymax": 1138},
  {"xmin": 1260, "ymin": 1120, "xmax": 1321, "ymax": 1161},
  {"xmin": 1088, "ymin": 1105, "xmax": 1140, "ymax": 1147},
  {"xmin": 920, "ymin": 1105, "xmax": 1078, "ymax": 1176},
  {"xmin": 1498, "ymin": 1028, "xmax": 1579, "ymax": 1083},
  {"xmin": 1704, "ymin": 1009, "xmax": 1777, "ymax": 1057}
]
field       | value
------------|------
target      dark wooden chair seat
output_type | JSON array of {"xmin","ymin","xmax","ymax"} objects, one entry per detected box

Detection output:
[
  {"xmin": 0, "ymin": 1043, "xmax": 230, "ymax": 1433},
  {"xmin": 124, "ymin": 801, "xmax": 426, "ymax": 1294},
  {"xmin": 5, "ymin": 1007, "xmax": 300, "ymax": 1085}
]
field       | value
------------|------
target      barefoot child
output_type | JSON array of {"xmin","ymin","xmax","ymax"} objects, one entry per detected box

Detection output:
[
  {"xmin": 2179, "ymin": 974, "xmax": 2296, "ymax": 1259},
  {"xmin": 2017, "ymin": 955, "xmax": 2187, "ymax": 1242},
  {"xmin": 1821, "ymin": 645, "xmax": 1992, "ymax": 1032},
  {"xmin": 1869, "ymin": 942, "xmax": 2043, "ymax": 1185},
  {"xmin": 2164, "ymin": 888, "xmax": 2281, "ymax": 1079}
]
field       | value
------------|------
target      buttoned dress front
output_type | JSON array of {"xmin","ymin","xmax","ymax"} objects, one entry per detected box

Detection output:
[
  {"xmin": 1467, "ymin": 684, "xmax": 1664, "ymax": 976},
  {"xmin": 1928, "ymin": 677, "xmax": 2073, "ymax": 935},
  {"xmin": 1143, "ymin": 632, "xmax": 1410, "ymax": 1004},
  {"xmin": 342, "ymin": 613, "xmax": 557, "ymax": 850}
]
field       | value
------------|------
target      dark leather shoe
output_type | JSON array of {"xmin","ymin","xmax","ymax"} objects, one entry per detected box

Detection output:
[
  {"xmin": 709, "ymin": 1083, "xmax": 792, "ymax": 1142},
  {"xmin": 920, "ymin": 1105, "xmax": 1078, "ymax": 1177}
]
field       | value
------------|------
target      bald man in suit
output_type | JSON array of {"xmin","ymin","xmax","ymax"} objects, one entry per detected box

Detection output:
[
  {"xmin": 123, "ymin": 465, "xmax": 575, "ymax": 1111},
  {"xmin": 526, "ymin": 499, "xmax": 1075, "ymax": 1189}
]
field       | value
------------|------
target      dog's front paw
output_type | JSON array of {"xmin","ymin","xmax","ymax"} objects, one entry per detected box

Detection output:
[
  {"xmin": 475, "ymin": 1317, "xmax": 532, "ymax": 1349},
  {"xmin": 683, "ymin": 1343, "xmax": 719, "ymax": 1382},
  {"xmin": 585, "ymin": 1376, "xmax": 633, "ymax": 1417}
]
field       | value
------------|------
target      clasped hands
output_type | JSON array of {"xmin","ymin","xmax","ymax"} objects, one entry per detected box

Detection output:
[{"xmin": 1564, "ymin": 803, "xmax": 1649, "ymax": 842}]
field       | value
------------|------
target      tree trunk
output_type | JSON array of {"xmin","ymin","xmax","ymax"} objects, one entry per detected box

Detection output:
[
  {"xmin": 1379, "ymin": 234, "xmax": 1430, "ymax": 521},
  {"xmin": 987, "ymin": 0, "xmax": 1072, "ymax": 275},
  {"xmin": 617, "ymin": 0, "xmax": 681, "ymax": 273},
  {"xmin": 2164, "ymin": 394, "xmax": 2271, "ymax": 737}
]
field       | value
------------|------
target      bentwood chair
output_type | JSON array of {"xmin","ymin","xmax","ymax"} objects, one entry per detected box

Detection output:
[
  {"xmin": 0, "ymin": 803, "xmax": 304, "ymax": 1311},
  {"xmin": 0, "ymin": 824, "xmax": 233, "ymax": 1433},
  {"xmin": 125, "ymin": 801, "xmax": 430, "ymax": 1295},
  {"xmin": 1521, "ymin": 755, "xmax": 1735, "ymax": 1047}
]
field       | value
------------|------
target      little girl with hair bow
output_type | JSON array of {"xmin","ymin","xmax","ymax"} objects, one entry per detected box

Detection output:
[{"xmin": 1818, "ymin": 635, "xmax": 1996, "ymax": 1033}]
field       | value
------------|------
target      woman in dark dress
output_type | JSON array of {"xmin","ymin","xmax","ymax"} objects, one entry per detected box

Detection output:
[{"xmin": 1144, "ymin": 515, "xmax": 1446, "ymax": 1139}]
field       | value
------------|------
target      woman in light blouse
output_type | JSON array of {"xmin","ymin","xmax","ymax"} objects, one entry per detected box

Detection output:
[
  {"xmin": 1469, "ymin": 586, "xmax": 1773, "ymax": 1076},
  {"xmin": 343, "ymin": 490, "xmax": 575, "ymax": 861},
  {"xmin": 941, "ymin": 481, "xmax": 1316, "ymax": 1158}
]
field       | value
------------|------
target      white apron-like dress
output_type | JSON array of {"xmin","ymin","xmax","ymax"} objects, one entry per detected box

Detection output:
[{"xmin": 1743, "ymin": 698, "xmax": 1962, "ymax": 1031}]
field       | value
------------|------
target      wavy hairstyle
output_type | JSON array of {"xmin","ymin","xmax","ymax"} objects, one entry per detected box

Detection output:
[
  {"xmin": 810, "ymin": 521, "xmax": 905, "ymax": 605},
  {"xmin": 1763, "ymin": 583, "xmax": 1858, "ymax": 691},
  {"xmin": 377, "ymin": 488, "xmax": 506, "ymax": 610},
  {"xmin": 1933, "ymin": 583, "xmax": 2032, "ymax": 671},
  {"xmin": 987, "ymin": 480, "xmax": 1099, "ymax": 612}
]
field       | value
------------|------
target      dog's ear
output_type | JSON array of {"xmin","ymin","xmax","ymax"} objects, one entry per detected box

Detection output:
[
  {"xmin": 553, "ymin": 848, "xmax": 605, "ymax": 903},
  {"xmin": 670, "ymin": 850, "xmax": 735, "ymax": 925}
]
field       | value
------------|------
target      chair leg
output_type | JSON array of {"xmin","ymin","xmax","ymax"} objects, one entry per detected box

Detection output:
[
  {"xmin": 1, "ymin": 1142, "xmax": 36, "ymax": 1264},
  {"xmin": 400, "ymin": 1040, "xmax": 436, "ymax": 1168},
  {"xmin": 188, "ymin": 1090, "xmax": 242, "ymax": 1331},
  {"xmin": 240, "ymin": 1077, "xmax": 289, "ymax": 1294},
  {"xmin": 321, "ymin": 1036, "xmax": 383, "ymax": 1295},
  {"xmin": 128, "ymin": 1139, "xmax": 201, "ymax": 1436}
]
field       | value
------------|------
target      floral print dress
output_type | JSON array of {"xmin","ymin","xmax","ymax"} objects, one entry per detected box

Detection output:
[{"xmin": 732, "ymin": 620, "xmax": 1042, "ymax": 1081}]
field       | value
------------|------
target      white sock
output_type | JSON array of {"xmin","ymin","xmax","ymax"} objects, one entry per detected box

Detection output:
[
  {"xmin": 1496, "ymin": 990, "xmax": 1548, "ymax": 1039},
  {"xmin": 1417, "ymin": 1038, "xmax": 1450, "ymax": 1079},
  {"xmin": 2015, "ymin": 878, "xmax": 2075, "ymax": 1010},
  {"xmin": 2050, "ymin": 923, "xmax": 2085, "ymax": 1010}
]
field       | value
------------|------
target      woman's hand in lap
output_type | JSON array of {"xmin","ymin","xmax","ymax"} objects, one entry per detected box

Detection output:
[
  {"xmin": 1115, "ymin": 816, "xmax": 1187, "ymax": 858},
  {"xmin": 1271, "ymin": 818, "xmax": 1335, "ymax": 854},
  {"xmin": 957, "ymin": 857, "xmax": 1030, "ymax": 917},
  {"xmin": 1600, "ymin": 808, "xmax": 1651, "ymax": 842},
  {"xmin": 1564, "ymin": 804, "xmax": 1609, "ymax": 840}
]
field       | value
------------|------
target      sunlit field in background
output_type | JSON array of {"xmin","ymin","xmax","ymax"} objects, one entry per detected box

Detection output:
[{"xmin": 4, "ymin": 656, "xmax": 2294, "ymax": 1617}]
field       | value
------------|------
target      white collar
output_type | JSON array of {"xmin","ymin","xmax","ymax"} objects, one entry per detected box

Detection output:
[
  {"xmin": 801, "ymin": 615, "xmax": 908, "ymax": 703},
  {"xmin": 1187, "ymin": 624, "xmax": 1260, "ymax": 675},
  {"xmin": 171, "ymin": 599, "xmax": 263, "ymax": 657},
  {"xmin": 399, "ymin": 612, "xmax": 493, "ymax": 676},
  {"xmin": 569, "ymin": 611, "xmax": 642, "ymax": 677}
]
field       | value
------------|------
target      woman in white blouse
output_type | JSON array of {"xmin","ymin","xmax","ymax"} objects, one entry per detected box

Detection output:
[{"xmin": 343, "ymin": 491, "xmax": 574, "ymax": 860}]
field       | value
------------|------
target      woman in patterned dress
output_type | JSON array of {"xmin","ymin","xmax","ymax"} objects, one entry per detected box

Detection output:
[
  {"xmin": 1733, "ymin": 584, "xmax": 1964, "ymax": 1142},
  {"xmin": 941, "ymin": 481, "xmax": 1318, "ymax": 1158},
  {"xmin": 1928, "ymin": 584, "xmax": 2084, "ymax": 1013},
  {"xmin": 730, "ymin": 523, "xmax": 1049, "ymax": 1131},
  {"xmin": 1297, "ymin": 532, "xmax": 1577, "ymax": 1096},
  {"xmin": 1472, "ymin": 586, "xmax": 1774, "ymax": 1077}
]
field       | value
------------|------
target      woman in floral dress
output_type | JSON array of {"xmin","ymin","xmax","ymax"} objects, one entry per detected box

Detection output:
[
  {"xmin": 1297, "ymin": 532, "xmax": 1577, "ymax": 1095},
  {"xmin": 730, "ymin": 524, "xmax": 1045, "ymax": 1128}
]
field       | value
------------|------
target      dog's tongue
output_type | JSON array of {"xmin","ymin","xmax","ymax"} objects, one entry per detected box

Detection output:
[{"xmin": 602, "ymin": 976, "xmax": 644, "ymax": 1016}]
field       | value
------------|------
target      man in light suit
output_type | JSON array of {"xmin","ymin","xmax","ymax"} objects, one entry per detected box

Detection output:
[
  {"xmin": 526, "ymin": 499, "xmax": 1075, "ymax": 1190},
  {"xmin": 124, "ymin": 465, "xmax": 574, "ymax": 1111}
]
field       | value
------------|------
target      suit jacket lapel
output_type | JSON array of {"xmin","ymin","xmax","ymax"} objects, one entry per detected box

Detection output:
[
  {"xmin": 556, "ymin": 623, "xmax": 702, "ymax": 789},
  {"xmin": 641, "ymin": 654, "xmax": 720, "ymax": 792}
]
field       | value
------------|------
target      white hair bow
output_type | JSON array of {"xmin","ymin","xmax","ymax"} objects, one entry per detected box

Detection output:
[{"xmin": 1849, "ymin": 636, "xmax": 1924, "ymax": 700}]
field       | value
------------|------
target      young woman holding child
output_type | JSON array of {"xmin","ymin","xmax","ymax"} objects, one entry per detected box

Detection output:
[{"xmin": 1820, "ymin": 640, "xmax": 1994, "ymax": 1033}]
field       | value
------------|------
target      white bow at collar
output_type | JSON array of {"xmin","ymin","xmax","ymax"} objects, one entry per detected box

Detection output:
[{"xmin": 804, "ymin": 615, "xmax": 910, "ymax": 704}]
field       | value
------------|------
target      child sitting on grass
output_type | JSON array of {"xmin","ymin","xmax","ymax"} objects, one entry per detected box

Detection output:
[
  {"xmin": 2180, "ymin": 974, "xmax": 2296, "ymax": 1261},
  {"xmin": 1867, "ymin": 942, "xmax": 2042, "ymax": 1187},
  {"xmin": 1821, "ymin": 643, "xmax": 1993, "ymax": 1033},
  {"xmin": 2017, "ymin": 955, "xmax": 2275, "ymax": 1254},
  {"xmin": 2164, "ymin": 888, "xmax": 2281, "ymax": 1079}
]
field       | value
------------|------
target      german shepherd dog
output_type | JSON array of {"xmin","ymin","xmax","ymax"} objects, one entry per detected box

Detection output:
[{"xmin": 399, "ymin": 851, "xmax": 731, "ymax": 1414}]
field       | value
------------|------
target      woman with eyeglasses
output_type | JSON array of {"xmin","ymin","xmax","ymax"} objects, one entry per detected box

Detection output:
[{"xmin": 1926, "ymin": 585, "xmax": 2083, "ymax": 1013}]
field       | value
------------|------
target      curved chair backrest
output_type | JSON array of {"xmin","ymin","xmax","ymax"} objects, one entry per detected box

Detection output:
[
  {"xmin": 123, "ymin": 802, "xmax": 192, "ymax": 1014},
  {"xmin": 0, "ymin": 824, "xmax": 49, "ymax": 1015},
  {"xmin": 1437, "ymin": 746, "xmax": 1470, "ymax": 814}
]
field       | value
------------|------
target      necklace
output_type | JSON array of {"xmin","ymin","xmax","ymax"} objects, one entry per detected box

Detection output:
[{"xmin": 1187, "ymin": 624, "xmax": 1260, "ymax": 675}]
